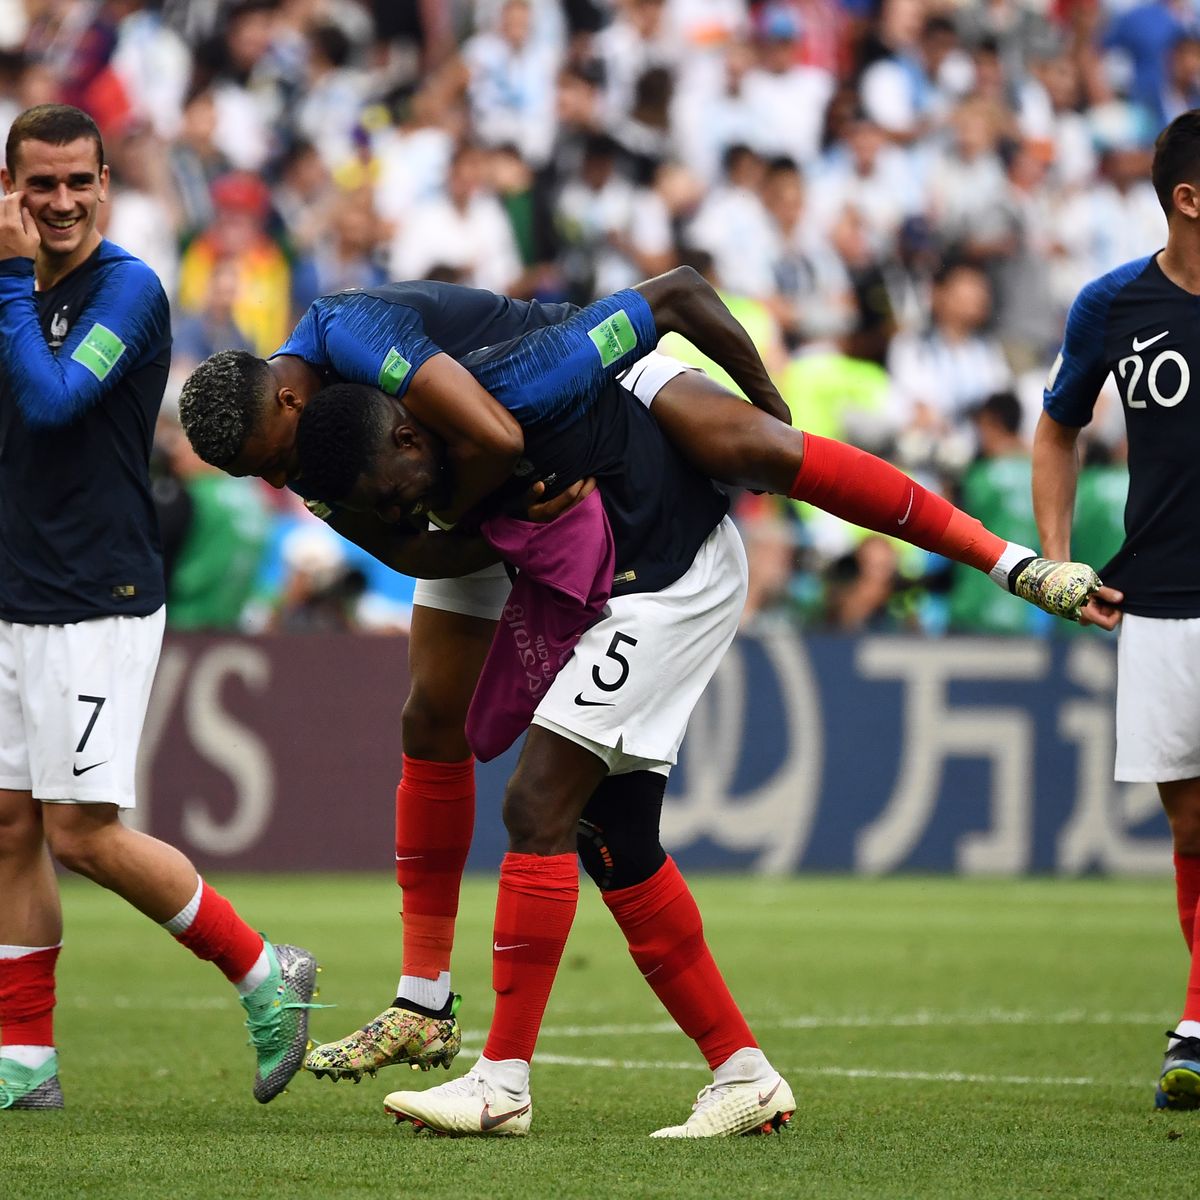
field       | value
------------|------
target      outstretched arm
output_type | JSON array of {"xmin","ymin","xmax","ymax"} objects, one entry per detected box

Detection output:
[{"xmin": 635, "ymin": 266, "xmax": 790, "ymax": 424}]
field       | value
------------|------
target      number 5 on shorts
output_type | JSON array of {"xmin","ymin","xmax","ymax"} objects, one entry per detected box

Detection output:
[
  {"xmin": 592, "ymin": 632, "xmax": 638, "ymax": 693},
  {"xmin": 76, "ymin": 693, "xmax": 106, "ymax": 753}
]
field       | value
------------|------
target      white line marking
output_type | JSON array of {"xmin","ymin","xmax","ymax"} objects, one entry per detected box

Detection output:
[
  {"xmin": 457, "ymin": 1047, "xmax": 1140, "ymax": 1089},
  {"xmin": 531, "ymin": 1009, "xmax": 1167, "ymax": 1038}
]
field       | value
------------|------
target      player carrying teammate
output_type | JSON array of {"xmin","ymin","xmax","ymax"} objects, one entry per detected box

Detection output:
[
  {"xmin": 177, "ymin": 274, "xmax": 1112, "ymax": 1123},
  {"xmin": 0, "ymin": 105, "xmax": 319, "ymax": 1112},
  {"xmin": 1032, "ymin": 108, "xmax": 1200, "ymax": 1111}
]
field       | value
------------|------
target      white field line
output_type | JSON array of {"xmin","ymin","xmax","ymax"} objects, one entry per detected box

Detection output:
[
  {"xmin": 532, "ymin": 1009, "xmax": 1167, "ymax": 1038},
  {"xmin": 457, "ymin": 1046, "xmax": 1139, "ymax": 1090}
]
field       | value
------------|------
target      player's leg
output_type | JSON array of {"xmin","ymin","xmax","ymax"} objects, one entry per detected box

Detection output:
[
  {"xmin": 578, "ymin": 773, "xmax": 794, "ymax": 1137},
  {"xmin": 383, "ymin": 514, "xmax": 758, "ymax": 1135},
  {"xmin": 23, "ymin": 610, "xmax": 318, "ymax": 1104},
  {"xmin": 383, "ymin": 725, "xmax": 603, "ymax": 1136},
  {"xmin": 0, "ymin": 789, "xmax": 64, "ymax": 1110},
  {"xmin": 307, "ymin": 573, "xmax": 505, "ymax": 1082},
  {"xmin": 1113, "ymin": 614, "xmax": 1200, "ymax": 1108},
  {"xmin": 0, "ymin": 613, "xmax": 65, "ymax": 1111},
  {"xmin": 635, "ymin": 361, "xmax": 1102, "ymax": 622},
  {"xmin": 1155, "ymin": 777, "xmax": 1200, "ymax": 1109}
]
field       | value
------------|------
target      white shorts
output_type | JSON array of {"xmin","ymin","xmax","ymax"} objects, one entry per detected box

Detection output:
[
  {"xmin": 411, "ymin": 352, "xmax": 695, "ymax": 622},
  {"xmin": 0, "ymin": 607, "xmax": 165, "ymax": 806},
  {"xmin": 531, "ymin": 516, "xmax": 748, "ymax": 775},
  {"xmin": 1115, "ymin": 613, "xmax": 1200, "ymax": 782}
]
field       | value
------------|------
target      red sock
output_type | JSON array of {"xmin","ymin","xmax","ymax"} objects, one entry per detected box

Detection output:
[
  {"xmin": 1178, "ymin": 854, "xmax": 1200, "ymax": 1022},
  {"xmin": 790, "ymin": 434, "xmax": 1007, "ymax": 573},
  {"xmin": 603, "ymin": 858, "xmax": 755, "ymax": 1070},
  {"xmin": 172, "ymin": 882, "xmax": 264, "ymax": 983},
  {"xmin": 1175, "ymin": 853, "xmax": 1200, "ymax": 950},
  {"xmin": 483, "ymin": 852, "xmax": 578, "ymax": 1063},
  {"xmin": 0, "ymin": 946, "xmax": 60, "ymax": 1046},
  {"xmin": 396, "ymin": 754, "xmax": 476, "ymax": 980}
]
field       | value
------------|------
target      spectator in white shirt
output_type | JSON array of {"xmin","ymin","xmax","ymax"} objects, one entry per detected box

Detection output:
[
  {"xmin": 389, "ymin": 142, "xmax": 522, "ymax": 293},
  {"xmin": 887, "ymin": 261, "xmax": 1013, "ymax": 434},
  {"xmin": 741, "ymin": 5, "xmax": 835, "ymax": 167},
  {"xmin": 460, "ymin": 0, "xmax": 558, "ymax": 166},
  {"xmin": 686, "ymin": 142, "xmax": 778, "ymax": 297}
]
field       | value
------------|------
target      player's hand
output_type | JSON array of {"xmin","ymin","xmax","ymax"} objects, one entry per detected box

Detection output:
[
  {"xmin": 752, "ymin": 385, "xmax": 792, "ymax": 426},
  {"xmin": 0, "ymin": 192, "xmax": 40, "ymax": 260},
  {"xmin": 524, "ymin": 477, "xmax": 596, "ymax": 522},
  {"xmin": 1077, "ymin": 584, "xmax": 1123, "ymax": 631}
]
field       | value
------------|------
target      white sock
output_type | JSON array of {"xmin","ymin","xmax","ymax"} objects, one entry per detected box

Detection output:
[
  {"xmin": 2, "ymin": 1044, "xmax": 55, "ymax": 1069},
  {"xmin": 990, "ymin": 542, "xmax": 1038, "ymax": 589},
  {"xmin": 160, "ymin": 877, "xmax": 204, "ymax": 935},
  {"xmin": 475, "ymin": 1054, "xmax": 530, "ymax": 1097},
  {"xmin": 713, "ymin": 1047, "xmax": 774, "ymax": 1086},
  {"xmin": 234, "ymin": 945, "xmax": 273, "ymax": 997},
  {"xmin": 0, "ymin": 943, "xmax": 60, "ymax": 959},
  {"xmin": 397, "ymin": 972, "xmax": 451, "ymax": 1012},
  {"xmin": 1174, "ymin": 1020, "xmax": 1200, "ymax": 1040}
]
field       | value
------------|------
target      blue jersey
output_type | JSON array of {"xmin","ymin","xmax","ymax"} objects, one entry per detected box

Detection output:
[
  {"xmin": 1045, "ymin": 253, "xmax": 1200, "ymax": 616},
  {"xmin": 284, "ymin": 280, "xmax": 726, "ymax": 594},
  {"xmin": 0, "ymin": 241, "xmax": 171, "ymax": 623}
]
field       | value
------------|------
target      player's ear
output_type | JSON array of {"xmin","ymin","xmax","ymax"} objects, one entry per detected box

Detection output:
[
  {"xmin": 278, "ymin": 386, "xmax": 304, "ymax": 414},
  {"xmin": 1174, "ymin": 181, "xmax": 1200, "ymax": 220},
  {"xmin": 0, "ymin": 167, "xmax": 13, "ymax": 195},
  {"xmin": 97, "ymin": 164, "xmax": 109, "ymax": 203}
]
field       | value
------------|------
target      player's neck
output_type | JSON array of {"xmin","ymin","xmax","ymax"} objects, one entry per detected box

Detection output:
[
  {"xmin": 34, "ymin": 231, "xmax": 101, "ymax": 291},
  {"xmin": 1157, "ymin": 238, "xmax": 1200, "ymax": 297}
]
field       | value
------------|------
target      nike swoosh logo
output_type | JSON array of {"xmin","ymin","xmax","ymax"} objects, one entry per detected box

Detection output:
[
  {"xmin": 897, "ymin": 488, "xmax": 914, "ymax": 527},
  {"xmin": 493, "ymin": 941, "xmax": 530, "ymax": 952},
  {"xmin": 640, "ymin": 964, "xmax": 663, "ymax": 978},
  {"xmin": 394, "ymin": 855, "xmax": 423, "ymax": 861},
  {"xmin": 480, "ymin": 1100, "xmax": 531, "ymax": 1131},
  {"xmin": 1132, "ymin": 330, "xmax": 1169, "ymax": 351},
  {"xmin": 72, "ymin": 761, "xmax": 107, "ymax": 776},
  {"xmin": 574, "ymin": 694, "xmax": 614, "ymax": 707},
  {"xmin": 758, "ymin": 1078, "xmax": 782, "ymax": 1108}
]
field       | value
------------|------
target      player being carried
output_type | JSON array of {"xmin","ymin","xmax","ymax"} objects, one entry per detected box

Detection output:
[{"xmin": 179, "ymin": 270, "xmax": 1114, "ymax": 1128}]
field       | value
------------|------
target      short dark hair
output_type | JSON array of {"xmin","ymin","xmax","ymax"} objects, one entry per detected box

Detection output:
[
  {"xmin": 178, "ymin": 350, "xmax": 274, "ymax": 469},
  {"xmin": 974, "ymin": 390, "xmax": 1023, "ymax": 436},
  {"xmin": 1152, "ymin": 109, "xmax": 1200, "ymax": 215},
  {"xmin": 6, "ymin": 104, "xmax": 104, "ymax": 173},
  {"xmin": 296, "ymin": 382, "xmax": 393, "ymax": 503}
]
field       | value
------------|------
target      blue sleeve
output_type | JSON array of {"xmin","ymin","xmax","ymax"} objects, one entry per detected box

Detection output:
[
  {"xmin": 462, "ymin": 289, "xmax": 658, "ymax": 427},
  {"xmin": 276, "ymin": 292, "xmax": 442, "ymax": 398},
  {"xmin": 0, "ymin": 256, "xmax": 168, "ymax": 430},
  {"xmin": 1043, "ymin": 273, "xmax": 1126, "ymax": 427}
]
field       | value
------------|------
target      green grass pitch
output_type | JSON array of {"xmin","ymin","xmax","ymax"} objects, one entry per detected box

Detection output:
[{"xmin": 0, "ymin": 873, "xmax": 1193, "ymax": 1199}]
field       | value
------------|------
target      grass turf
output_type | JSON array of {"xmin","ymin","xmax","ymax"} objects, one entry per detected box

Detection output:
[{"xmin": 0, "ymin": 874, "xmax": 1192, "ymax": 1199}]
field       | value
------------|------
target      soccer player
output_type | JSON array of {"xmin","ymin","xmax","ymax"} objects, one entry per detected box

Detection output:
[
  {"xmin": 0, "ymin": 105, "xmax": 318, "ymax": 1112},
  {"xmin": 297, "ymin": 371, "xmax": 795, "ymax": 1137},
  {"xmin": 1032, "ymin": 108, "xmax": 1200, "ymax": 1111},
  {"xmin": 178, "ymin": 275, "xmax": 1111, "ymax": 1104}
]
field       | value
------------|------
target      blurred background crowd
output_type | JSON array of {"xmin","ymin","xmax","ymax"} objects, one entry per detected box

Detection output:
[{"xmin": 2, "ymin": 0, "xmax": 1168, "ymax": 634}]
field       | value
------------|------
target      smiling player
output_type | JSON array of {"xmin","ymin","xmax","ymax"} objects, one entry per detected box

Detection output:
[{"xmin": 0, "ymin": 105, "xmax": 319, "ymax": 1112}]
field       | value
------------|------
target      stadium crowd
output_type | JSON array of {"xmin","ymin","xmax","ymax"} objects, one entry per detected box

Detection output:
[{"xmin": 0, "ymin": 0, "xmax": 1168, "ymax": 634}]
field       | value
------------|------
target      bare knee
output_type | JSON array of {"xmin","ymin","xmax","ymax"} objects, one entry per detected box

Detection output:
[
  {"xmin": 1161, "ymin": 780, "xmax": 1200, "ymax": 855},
  {"xmin": 43, "ymin": 809, "xmax": 118, "ymax": 881},
  {"xmin": 0, "ymin": 793, "xmax": 43, "ymax": 863},
  {"xmin": 503, "ymin": 780, "xmax": 579, "ymax": 856},
  {"xmin": 402, "ymin": 683, "xmax": 471, "ymax": 761}
]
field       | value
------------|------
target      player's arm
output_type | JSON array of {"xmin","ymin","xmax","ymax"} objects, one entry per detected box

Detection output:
[
  {"xmin": 634, "ymin": 266, "xmax": 790, "ymax": 424},
  {"xmin": 0, "ymin": 214, "xmax": 167, "ymax": 428},
  {"xmin": 1033, "ymin": 288, "xmax": 1124, "ymax": 628},
  {"xmin": 319, "ymin": 505, "xmax": 501, "ymax": 578},
  {"xmin": 1031, "ymin": 411, "xmax": 1082, "ymax": 561},
  {"xmin": 313, "ymin": 294, "xmax": 524, "ymax": 527}
]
